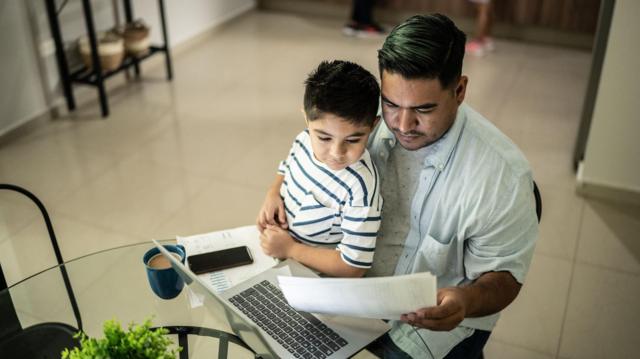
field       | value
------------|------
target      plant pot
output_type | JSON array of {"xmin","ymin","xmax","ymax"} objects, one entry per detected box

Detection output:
[{"xmin": 78, "ymin": 31, "xmax": 124, "ymax": 72}]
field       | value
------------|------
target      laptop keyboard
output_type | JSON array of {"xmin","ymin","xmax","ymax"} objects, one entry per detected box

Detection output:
[{"xmin": 229, "ymin": 280, "xmax": 349, "ymax": 359}]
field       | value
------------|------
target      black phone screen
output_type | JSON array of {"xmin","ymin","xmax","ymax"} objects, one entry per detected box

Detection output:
[{"xmin": 187, "ymin": 246, "xmax": 253, "ymax": 274}]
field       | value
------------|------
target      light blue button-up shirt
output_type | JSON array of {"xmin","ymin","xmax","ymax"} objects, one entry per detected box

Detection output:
[{"xmin": 368, "ymin": 103, "xmax": 539, "ymax": 358}]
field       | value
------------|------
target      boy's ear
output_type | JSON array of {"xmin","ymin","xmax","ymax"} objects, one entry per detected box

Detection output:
[
  {"xmin": 301, "ymin": 108, "xmax": 309, "ymax": 126},
  {"xmin": 373, "ymin": 116, "xmax": 381, "ymax": 128}
]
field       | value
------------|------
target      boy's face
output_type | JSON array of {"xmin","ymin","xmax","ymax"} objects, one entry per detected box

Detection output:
[{"xmin": 306, "ymin": 113, "xmax": 377, "ymax": 171}]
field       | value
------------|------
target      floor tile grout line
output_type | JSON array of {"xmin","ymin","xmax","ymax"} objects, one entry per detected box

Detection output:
[
  {"xmin": 148, "ymin": 175, "xmax": 225, "ymax": 237},
  {"xmin": 39, "ymin": 210, "xmax": 148, "ymax": 261},
  {"xmin": 490, "ymin": 62, "xmax": 525, "ymax": 123},
  {"xmin": 574, "ymin": 259, "xmax": 640, "ymax": 278},
  {"xmin": 553, "ymin": 199, "xmax": 586, "ymax": 359},
  {"xmin": 488, "ymin": 337, "xmax": 556, "ymax": 358}
]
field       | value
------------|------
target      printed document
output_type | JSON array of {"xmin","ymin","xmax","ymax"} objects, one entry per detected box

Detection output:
[
  {"xmin": 278, "ymin": 272, "xmax": 437, "ymax": 320},
  {"xmin": 177, "ymin": 225, "xmax": 277, "ymax": 307}
]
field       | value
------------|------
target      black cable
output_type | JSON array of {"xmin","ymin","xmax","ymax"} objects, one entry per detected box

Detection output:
[{"xmin": 412, "ymin": 326, "xmax": 435, "ymax": 358}]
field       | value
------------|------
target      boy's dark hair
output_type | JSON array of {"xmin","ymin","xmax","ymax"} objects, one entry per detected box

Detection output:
[
  {"xmin": 378, "ymin": 14, "xmax": 466, "ymax": 89},
  {"xmin": 304, "ymin": 60, "xmax": 380, "ymax": 127}
]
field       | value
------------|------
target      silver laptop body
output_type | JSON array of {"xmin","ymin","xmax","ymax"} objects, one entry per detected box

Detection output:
[{"xmin": 153, "ymin": 240, "xmax": 390, "ymax": 359}]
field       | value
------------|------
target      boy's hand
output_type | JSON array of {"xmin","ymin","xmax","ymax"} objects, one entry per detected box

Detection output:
[
  {"xmin": 260, "ymin": 225, "xmax": 296, "ymax": 259},
  {"xmin": 256, "ymin": 189, "xmax": 288, "ymax": 233}
]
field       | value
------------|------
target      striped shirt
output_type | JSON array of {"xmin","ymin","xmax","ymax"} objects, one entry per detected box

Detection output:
[{"xmin": 277, "ymin": 130, "xmax": 382, "ymax": 268}]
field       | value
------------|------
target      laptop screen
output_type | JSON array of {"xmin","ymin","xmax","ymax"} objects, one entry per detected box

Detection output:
[{"xmin": 151, "ymin": 240, "xmax": 277, "ymax": 358}]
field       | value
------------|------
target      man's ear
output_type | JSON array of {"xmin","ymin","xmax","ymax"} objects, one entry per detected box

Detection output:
[{"xmin": 455, "ymin": 76, "xmax": 468, "ymax": 104}]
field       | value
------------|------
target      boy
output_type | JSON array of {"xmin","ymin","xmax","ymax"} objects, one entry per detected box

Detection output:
[{"xmin": 256, "ymin": 60, "xmax": 382, "ymax": 278}]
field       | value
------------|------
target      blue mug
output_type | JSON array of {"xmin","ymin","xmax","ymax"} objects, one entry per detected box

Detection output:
[{"xmin": 143, "ymin": 244, "xmax": 186, "ymax": 299}]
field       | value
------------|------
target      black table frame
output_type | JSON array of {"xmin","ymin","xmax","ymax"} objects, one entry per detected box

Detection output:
[
  {"xmin": 44, "ymin": 0, "xmax": 174, "ymax": 118},
  {"xmin": 160, "ymin": 326, "xmax": 257, "ymax": 359}
]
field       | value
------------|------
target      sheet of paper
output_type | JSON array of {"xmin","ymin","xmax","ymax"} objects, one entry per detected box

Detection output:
[
  {"xmin": 277, "ymin": 272, "xmax": 437, "ymax": 320},
  {"xmin": 177, "ymin": 225, "xmax": 277, "ymax": 307}
]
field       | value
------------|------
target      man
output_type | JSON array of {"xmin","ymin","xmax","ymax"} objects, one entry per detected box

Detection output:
[{"xmin": 366, "ymin": 14, "xmax": 538, "ymax": 358}]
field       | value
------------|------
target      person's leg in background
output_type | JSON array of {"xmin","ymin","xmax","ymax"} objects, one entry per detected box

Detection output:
[
  {"xmin": 343, "ymin": 0, "xmax": 385, "ymax": 37},
  {"xmin": 466, "ymin": 0, "xmax": 495, "ymax": 57}
]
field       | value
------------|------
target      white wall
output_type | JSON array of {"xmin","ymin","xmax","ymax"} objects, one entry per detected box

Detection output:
[
  {"xmin": 579, "ymin": 0, "xmax": 640, "ymax": 193},
  {"xmin": 0, "ymin": 0, "xmax": 256, "ymax": 137},
  {"xmin": 0, "ymin": 1, "xmax": 50, "ymax": 136}
]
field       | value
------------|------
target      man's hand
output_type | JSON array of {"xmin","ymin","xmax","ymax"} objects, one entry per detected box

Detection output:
[
  {"xmin": 400, "ymin": 271, "xmax": 522, "ymax": 331},
  {"xmin": 401, "ymin": 287, "xmax": 469, "ymax": 331},
  {"xmin": 256, "ymin": 188, "xmax": 288, "ymax": 233},
  {"xmin": 259, "ymin": 225, "xmax": 296, "ymax": 259}
]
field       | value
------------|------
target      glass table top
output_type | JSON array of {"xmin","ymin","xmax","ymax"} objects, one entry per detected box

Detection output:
[{"xmin": 1, "ymin": 240, "xmax": 255, "ymax": 358}]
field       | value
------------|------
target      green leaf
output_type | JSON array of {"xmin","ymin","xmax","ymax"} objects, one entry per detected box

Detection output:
[{"xmin": 59, "ymin": 317, "xmax": 181, "ymax": 358}]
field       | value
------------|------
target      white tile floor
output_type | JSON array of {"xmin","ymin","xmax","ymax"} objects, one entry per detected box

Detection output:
[{"xmin": 1, "ymin": 10, "xmax": 639, "ymax": 359}]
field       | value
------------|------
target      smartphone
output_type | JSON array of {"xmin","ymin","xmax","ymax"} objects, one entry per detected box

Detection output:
[{"xmin": 187, "ymin": 246, "xmax": 253, "ymax": 275}]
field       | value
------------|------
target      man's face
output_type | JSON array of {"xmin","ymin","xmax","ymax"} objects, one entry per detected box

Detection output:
[
  {"xmin": 307, "ymin": 113, "xmax": 377, "ymax": 171},
  {"xmin": 381, "ymin": 71, "xmax": 467, "ymax": 150}
]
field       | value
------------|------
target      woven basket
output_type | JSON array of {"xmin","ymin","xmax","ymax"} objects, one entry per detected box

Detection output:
[
  {"xmin": 78, "ymin": 32, "xmax": 124, "ymax": 72},
  {"xmin": 124, "ymin": 21, "xmax": 151, "ymax": 57},
  {"xmin": 115, "ymin": 20, "xmax": 151, "ymax": 57}
]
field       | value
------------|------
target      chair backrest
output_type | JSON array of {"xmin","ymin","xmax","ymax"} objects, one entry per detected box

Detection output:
[
  {"xmin": 533, "ymin": 181, "xmax": 542, "ymax": 223},
  {"xmin": 0, "ymin": 184, "xmax": 82, "ymax": 333}
]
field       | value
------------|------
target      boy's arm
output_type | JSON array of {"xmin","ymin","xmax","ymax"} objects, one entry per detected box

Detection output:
[
  {"xmin": 260, "ymin": 226, "xmax": 366, "ymax": 277},
  {"xmin": 256, "ymin": 175, "xmax": 287, "ymax": 232},
  {"xmin": 288, "ymin": 242, "xmax": 366, "ymax": 277}
]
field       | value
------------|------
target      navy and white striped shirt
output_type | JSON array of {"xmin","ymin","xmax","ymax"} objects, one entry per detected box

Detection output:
[{"xmin": 277, "ymin": 130, "xmax": 383, "ymax": 269}]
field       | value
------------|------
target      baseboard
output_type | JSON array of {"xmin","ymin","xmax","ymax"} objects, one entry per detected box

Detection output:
[
  {"xmin": 171, "ymin": 2, "xmax": 257, "ymax": 58},
  {"xmin": 0, "ymin": 3, "xmax": 257, "ymax": 145},
  {"xmin": 258, "ymin": 0, "xmax": 594, "ymax": 50},
  {"xmin": 0, "ymin": 110, "xmax": 54, "ymax": 147},
  {"xmin": 576, "ymin": 162, "xmax": 640, "ymax": 206},
  {"xmin": 576, "ymin": 182, "xmax": 640, "ymax": 207}
]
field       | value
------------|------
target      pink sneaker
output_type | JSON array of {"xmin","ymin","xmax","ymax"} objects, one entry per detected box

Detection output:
[
  {"xmin": 342, "ymin": 22, "xmax": 385, "ymax": 38},
  {"xmin": 483, "ymin": 37, "xmax": 495, "ymax": 52},
  {"xmin": 465, "ymin": 39, "xmax": 485, "ymax": 57}
]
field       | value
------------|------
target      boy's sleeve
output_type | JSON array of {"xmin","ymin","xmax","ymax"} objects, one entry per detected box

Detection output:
[
  {"xmin": 337, "ymin": 164, "xmax": 383, "ymax": 269},
  {"xmin": 338, "ymin": 205, "xmax": 381, "ymax": 268},
  {"xmin": 278, "ymin": 132, "xmax": 303, "ymax": 175}
]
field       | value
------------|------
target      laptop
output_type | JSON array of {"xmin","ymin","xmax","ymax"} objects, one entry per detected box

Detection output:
[{"xmin": 152, "ymin": 240, "xmax": 390, "ymax": 359}]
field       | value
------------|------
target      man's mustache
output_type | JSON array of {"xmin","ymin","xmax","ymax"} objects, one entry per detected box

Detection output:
[{"xmin": 392, "ymin": 129, "xmax": 426, "ymax": 137}]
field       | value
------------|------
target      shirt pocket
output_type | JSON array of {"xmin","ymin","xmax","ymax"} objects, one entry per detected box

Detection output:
[
  {"xmin": 290, "ymin": 193, "xmax": 337, "ymax": 243},
  {"xmin": 414, "ymin": 234, "xmax": 459, "ymax": 277}
]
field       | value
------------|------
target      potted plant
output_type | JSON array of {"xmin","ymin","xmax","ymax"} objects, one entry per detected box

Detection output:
[{"xmin": 61, "ymin": 318, "xmax": 181, "ymax": 359}]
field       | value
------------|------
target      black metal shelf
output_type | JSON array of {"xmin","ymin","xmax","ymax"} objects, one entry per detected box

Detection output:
[
  {"xmin": 70, "ymin": 45, "xmax": 166, "ymax": 85},
  {"xmin": 45, "ymin": 0, "xmax": 173, "ymax": 118}
]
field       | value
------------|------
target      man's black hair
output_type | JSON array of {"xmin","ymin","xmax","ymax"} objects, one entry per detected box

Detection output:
[
  {"xmin": 304, "ymin": 60, "xmax": 380, "ymax": 127},
  {"xmin": 378, "ymin": 14, "xmax": 466, "ymax": 89}
]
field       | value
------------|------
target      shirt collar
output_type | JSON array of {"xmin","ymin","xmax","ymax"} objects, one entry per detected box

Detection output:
[{"xmin": 424, "ymin": 104, "xmax": 467, "ymax": 171}]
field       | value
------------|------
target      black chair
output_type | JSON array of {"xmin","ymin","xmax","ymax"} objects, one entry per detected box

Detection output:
[
  {"xmin": 533, "ymin": 181, "xmax": 542, "ymax": 223},
  {"xmin": 0, "ymin": 184, "xmax": 82, "ymax": 358},
  {"xmin": 478, "ymin": 181, "xmax": 541, "ymax": 359}
]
